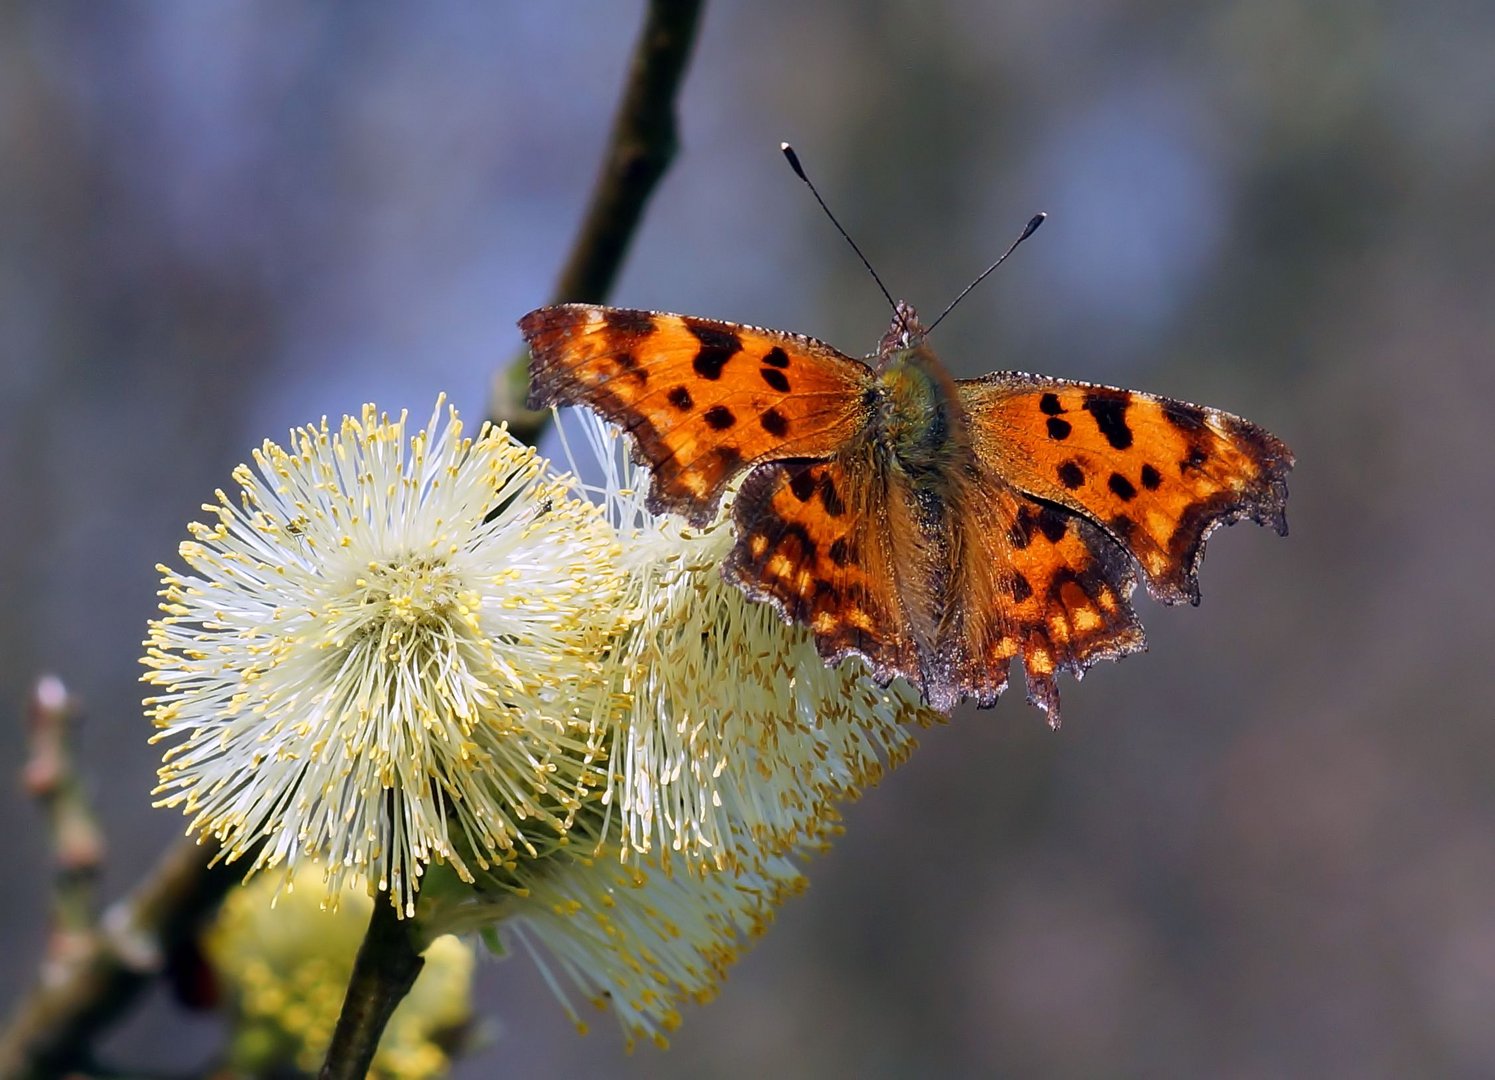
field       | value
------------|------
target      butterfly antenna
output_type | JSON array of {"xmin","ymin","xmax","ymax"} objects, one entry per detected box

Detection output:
[
  {"xmin": 926, "ymin": 212, "xmax": 1047, "ymax": 334},
  {"xmin": 781, "ymin": 142, "xmax": 906, "ymax": 332}
]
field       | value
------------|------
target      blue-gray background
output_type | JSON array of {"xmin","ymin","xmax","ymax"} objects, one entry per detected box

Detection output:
[{"xmin": 3, "ymin": 3, "xmax": 1493, "ymax": 1076}]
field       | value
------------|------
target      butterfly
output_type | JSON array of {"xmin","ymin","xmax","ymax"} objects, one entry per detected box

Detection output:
[{"xmin": 520, "ymin": 300, "xmax": 1292, "ymax": 725}]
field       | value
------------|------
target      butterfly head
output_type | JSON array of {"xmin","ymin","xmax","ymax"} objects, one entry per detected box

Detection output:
[
  {"xmin": 871, "ymin": 302, "xmax": 968, "ymax": 473},
  {"xmin": 878, "ymin": 300, "xmax": 927, "ymax": 358}
]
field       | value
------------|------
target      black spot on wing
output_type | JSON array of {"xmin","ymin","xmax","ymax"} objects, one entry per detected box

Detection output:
[
  {"xmin": 763, "ymin": 347, "xmax": 791, "ymax": 368},
  {"xmin": 690, "ymin": 324, "xmax": 742, "ymax": 380},
  {"xmin": 777, "ymin": 521, "xmax": 818, "ymax": 561},
  {"xmin": 1163, "ymin": 401, "xmax": 1207, "ymax": 433},
  {"xmin": 612, "ymin": 351, "xmax": 647, "ymax": 385},
  {"xmin": 1083, "ymin": 392, "xmax": 1133, "ymax": 450},
  {"xmin": 1047, "ymin": 417, "xmax": 1072, "ymax": 440},
  {"xmin": 1009, "ymin": 505, "xmax": 1037, "ymax": 550},
  {"xmin": 1037, "ymin": 505, "xmax": 1069, "ymax": 543},
  {"xmin": 703, "ymin": 405, "xmax": 736, "ymax": 430},
  {"xmin": 819, "ymin": 474, "xmax": 845, "ymax": 516},
  {"xmin": 789, "ymin": 467, "xmax": 817, "ymax": 502},
  {"xmin": 603, "ymin": 309, "xmax": 656, "ymax": 336},
  {"xmin": 1108, "ymin": 472, "xmax": 1137, "ymax": 501},
  {"xmin": 1039, "ymin": 392, "xmax": 1065, "ymax": 415},
  {"xmin": 1045, "ymin": 566, "xmax": 1090, "ymax": 606},
  {"xmin": 1058, "ymin": 461, "xmax": 1085, "ymax": 489},
  {"xmin": 1010, "ymin": 572, "xmax": 1034, "ymax": 602},
  {"xmin": 667, "ymin": 385, "xmax": 693, "ymax": 411},
  {"xmin": 761, "ymin": 367, "xmax": 791, "ymax": 392},
  {"xmin": 760, "ymin": 408, "xmax": 789, "ymax": 437},
  {"xmin": 1141, "ymin": 463, "xmax": 1162, "ymax": 490}
]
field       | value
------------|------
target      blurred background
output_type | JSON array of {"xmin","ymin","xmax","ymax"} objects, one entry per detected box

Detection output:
[{"xmin": 2, "ymin": 1, "xmax": 1493, "ymax": 1076}]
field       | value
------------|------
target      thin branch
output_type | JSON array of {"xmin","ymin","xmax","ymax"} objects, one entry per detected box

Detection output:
[
  {"xmin": 551, "ymin": 0, "xmax": 705, "ymax": 304},
  {"xmin": 2, "ymin": 674, "xmax": 242, "ymax": 1075},
  {"xmin": 0, "ymin": 833, "xmax": 238, "ymax": 1078},
  {"xmin": 492, "ymin": 0, "xmax": 706, "ymax": 443},
  {"xmin": 318, "ymin": 899, "xmax": 426, "ymax": 1080},
  {"xmin": 22, "ymin": 676, "xmax": 104, "ymax": 948}
]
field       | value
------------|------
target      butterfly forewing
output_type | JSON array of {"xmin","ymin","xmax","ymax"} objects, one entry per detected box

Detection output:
[
  {"xmin": 522, "ymin": 304, "xmax": 875, "ymax": 525},
  {"xmin": 957, "ymin": 375, "xmax": 1293, "ymax": 606}
]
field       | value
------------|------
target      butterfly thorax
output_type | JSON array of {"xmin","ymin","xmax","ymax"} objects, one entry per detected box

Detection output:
[{"xmin": 873, "ymin": 318, "xmax": 972, "ymax": 477}]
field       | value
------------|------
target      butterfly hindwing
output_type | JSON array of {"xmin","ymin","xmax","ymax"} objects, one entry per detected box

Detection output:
[
  {"xmin": 957, "ymin": 374, "xmax": 1293, "ymax": 605},
  {"xmin": 724, "ymin": 446, "xmax": 924, "ymax": 693},
  {"xmin": 522, "ymin": 304, "xmax": 876, "ymax": 525},
  {"xmin": 986, "ymin": 483, "xmax": 1147, "ymax": 724}
]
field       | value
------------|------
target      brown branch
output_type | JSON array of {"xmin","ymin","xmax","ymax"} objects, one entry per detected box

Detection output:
[
  {"xmin": 3, "ymin": 674, "xmax": 244, "ymax": 1075},
  {"xmin": 551, "ymin": 0, "xmax": 705, "ymax": 305},
  {"xmin": 492, "ymin": 0, "xmax": 706, "ymax": 443},
  {"xmin": 22, "ymin": 676, "xmax": 103, "ymax": 949},
  {"xmin": 0, "ymin": 832, "xmax": 238, "ymax": 1078}
]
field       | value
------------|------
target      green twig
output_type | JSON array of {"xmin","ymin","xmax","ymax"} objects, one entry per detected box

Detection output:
[{"xmin": 318, "ymin": 897, "xmax": 426, "ymax": 1080}]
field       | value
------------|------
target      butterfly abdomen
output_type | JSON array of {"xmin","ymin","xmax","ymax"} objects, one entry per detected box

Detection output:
[{"xmin": 869, "ymin": 342, "xmax": 987, "ymax": 691}]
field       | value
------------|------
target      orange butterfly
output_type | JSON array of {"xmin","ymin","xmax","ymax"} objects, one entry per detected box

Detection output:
[{"xmin": 520, "ymin": 300, "xmax": 1292, "ymax": 724}]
